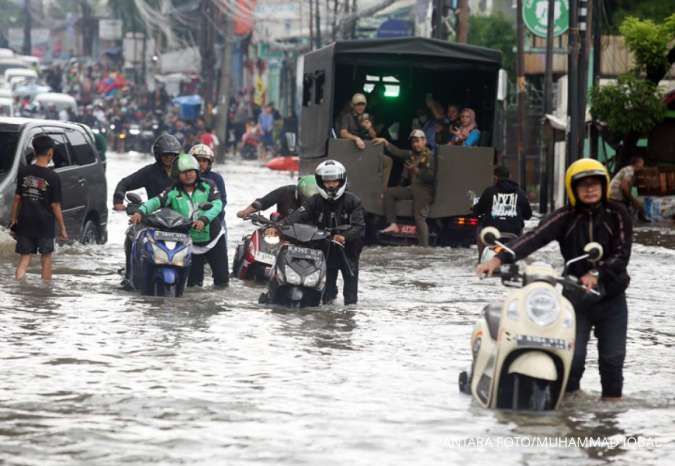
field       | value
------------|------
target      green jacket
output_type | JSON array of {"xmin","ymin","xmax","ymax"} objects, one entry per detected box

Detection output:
[{"xmin": 139, "ymin": 179, "xmax": 223, "ymax": 244}]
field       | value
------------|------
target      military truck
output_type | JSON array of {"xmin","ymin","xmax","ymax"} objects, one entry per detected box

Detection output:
[{"xmin": 298, "ymin": 37, "xmax": 505, "ymax": 246}]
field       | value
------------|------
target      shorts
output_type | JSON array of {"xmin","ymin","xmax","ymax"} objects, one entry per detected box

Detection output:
[{"xmin": 15, "ymin": 235, "xmax": 55, "ymax": 255}]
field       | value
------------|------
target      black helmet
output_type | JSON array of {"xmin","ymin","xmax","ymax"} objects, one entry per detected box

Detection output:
[{"xmin": 151, "ymin": 133, "xmax": 182, "ymax": 162}]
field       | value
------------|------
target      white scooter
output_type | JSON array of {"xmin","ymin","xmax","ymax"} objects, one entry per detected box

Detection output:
[{"xmin": 459, "ymin": 227, "xmax": 603, "ymax": 411}]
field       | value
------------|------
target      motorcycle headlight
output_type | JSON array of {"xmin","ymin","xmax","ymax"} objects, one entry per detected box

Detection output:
[
  {"xmin": 263, "ymin": 228, "xmax": 280, "ymax": 245},
  {"xmin": 525, "ymin": 288, "xmax": 560, "ymax": 327},
  {"xmin": 171, "ymin": 246, "xmax": 189, "ymax": 267},
  {"xmin": 304, "ymin": 269, "xmax": 321, "ymax": 287},
  {"xmin": 151, "ymin": 243, "xmax": 170, "ymax": 265},
  {"xmin": 284, "ymin": 265, "xmax": 302, "ymax": 285}
]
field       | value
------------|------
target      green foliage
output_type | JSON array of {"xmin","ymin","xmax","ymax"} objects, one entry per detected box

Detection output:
[
  {"xmin": 619, "ymin": 14, "xmax": 675, "ymax": 82},
  {"xmin": 590, "ymin": 74, "xmax": 666, "ymax": 136},
  {"xmin": 468, "ymin": 13, "xmax": 515, "ymax": 76},
  {"xmin": 607, "ymin": 0, "xmax": 675, "ymax": 33}
]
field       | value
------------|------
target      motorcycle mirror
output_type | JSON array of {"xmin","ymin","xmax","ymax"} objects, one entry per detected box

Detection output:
[
  {"xmin": 126, "ymin": 192, "xmax": 142, "ymax": 204},
  {"xmin": 584, "ymin": 242, "xmax": 604, "ymax": 262},
  {"xmin": 480, "ymin": 227, "xmax": 500, "ymax": 246}
]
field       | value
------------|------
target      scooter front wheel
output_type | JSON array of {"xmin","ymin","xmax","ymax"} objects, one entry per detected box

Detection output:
[
  {"xmin": 156, "ymin": 282, "xmax": 178, "ymax": 297},
  {"xmin": 528, "ymin": 379, "xmax": 553, "ymax": 411}
]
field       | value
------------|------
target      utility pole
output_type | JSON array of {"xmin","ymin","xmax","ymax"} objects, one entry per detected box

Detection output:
[
  {"xmin": 215, "ymin": 15, "xmax": 232, "ymax": 164},
  {"xmin": 351, "ymin": 0, "xmax": 357, "ymax": 39},
  {"xmin": 566, "ymin": 0, "xmax": 581, "ymax": 165},
  {"xmin": 332, "ymin": 0, "xmax": 339, "ymax": 40},
  {"xmin": 576, "ymin": 0, "xmax": 590, "ymax": 158},
  {"xmin": 539, "ymin": 0, "xmax": 556, "ymax": 213},
  {"xmin": 315, "ymin": 0, "xmax": 322, "ymax": 48},
  {"xmin": 23, "ymin": 0, "xmax": 31, "ymax": 56},
  {"xmin": 516, "ymin": 0, "xmax": 527, "ymax": 189},
  {"xmin": 590, "ymin": 0, "xmax": 602, "ymax": 158},
  {"xmin": 80, "ymin": 1, "xmax": 92, "ymax": 57},
  {"xmin": 457, "ymin": 0, "xmax": 470, "ymax": 43},
  {"xmin": 309, "ymin": 0, "xmax": 315, "ymax": 49},
  {"xmin": 200, "ymin": 0, "xmax": 215, "ymax": 108}
]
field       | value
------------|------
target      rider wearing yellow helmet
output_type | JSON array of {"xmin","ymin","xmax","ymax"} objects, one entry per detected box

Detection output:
[{"xmin": 477, "ymin": 158, "xmax": 633, "ymax": 400}]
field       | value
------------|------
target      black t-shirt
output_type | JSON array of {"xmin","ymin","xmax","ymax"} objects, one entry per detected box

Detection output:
[{"xmin": 15, "ymin": 164, "xmax": 62, "ymax": 238}]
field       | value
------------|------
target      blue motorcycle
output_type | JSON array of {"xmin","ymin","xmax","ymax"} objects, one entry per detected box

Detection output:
[{"xmin": 125, "ymin": 194, "xmax": 209, "ymax": 297}]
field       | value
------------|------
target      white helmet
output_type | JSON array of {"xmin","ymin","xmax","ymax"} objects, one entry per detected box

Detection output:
[
  {"xmin": 315, "ymin": 159, "xmax": 347, "ymax": 201},
  {"xmin": 188, "ymin": 143, "xmax": 215, "ymax": 162}
]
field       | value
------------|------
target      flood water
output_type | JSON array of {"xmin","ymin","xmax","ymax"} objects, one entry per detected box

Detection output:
[{"xmin": 1, "ymin": 152, "xmax": 673, "ymax": 465}]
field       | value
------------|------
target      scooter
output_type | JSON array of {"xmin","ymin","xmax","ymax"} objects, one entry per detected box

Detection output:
[
  {"xmin": 125, "ymin": 193, "xmax": 211, "ymax": 297},
  {"xmin": 231, "ymin": 213, "xmax": 283, "ymax": 282},
  {"xmin": 459, "ymin": 227, "xmax": 603, "ymax": 411},
  {"xmin": 257, "ymin": 217, "xmax": 353, "ymax": 308},
  {"xmin": 478, "ymin": 231, "xmax": 518, "ymax": 263}
]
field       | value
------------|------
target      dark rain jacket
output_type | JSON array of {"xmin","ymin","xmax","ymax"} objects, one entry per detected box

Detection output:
[
  {"xmin": 201, "ymin": 170, "xmax": 227, "ymax": 224},
  {"xmin": 252, "ymin": 184, "xmax": 299, "ymax": 219},
  {"xmin": 496, "ymin": 201, "xmax": 632, "ymax": 301},
  {"xmin": 473, "ymin": 179, "xmax": 532, "ymax": 235},
  {"xmin": 113, "ymin": 162, "xmax": 174, "ymax": 205},
  {"xmin": 286, "ymin": 192, "xmax": 366, "ymax": 258}
]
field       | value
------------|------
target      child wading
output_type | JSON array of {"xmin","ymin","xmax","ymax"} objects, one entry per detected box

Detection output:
[{"xmin": 10, "ymin": 134, "xmax": 68, "ymax": 281}]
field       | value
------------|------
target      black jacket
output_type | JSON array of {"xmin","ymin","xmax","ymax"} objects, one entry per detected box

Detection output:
[
  {"xmin": 252, "ymin": 184, "xmax": 299, "ymax": 219},
  {"xmin": 113, "ymin": 162, "xmax": 174, "ymax": 205},
  {"xmin": 286, "ymin": 192, "xmax": 366, "ymax": 257},
  {"xmin": 473, "ymin": 179, "xmax": 532, "ymax": 235},
  {"xmin": 496, "ymin": 201, "xmax": 632, "ymax": 300}
]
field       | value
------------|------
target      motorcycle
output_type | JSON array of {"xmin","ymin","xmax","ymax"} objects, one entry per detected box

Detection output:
[
  {"xmin": 125, "ymin": 193, "xmax": 211, "ymax": 297},
  {"xmin": 257, "ymin": 217, "xmax": 353, "ymax": 308},
  {"xmin": 459, "ymin": 227, "xmax": 603, "ymax": 411},
  {"xmin": 478, "ymin": 231, "xmax": 518, "ymax": 263},
  {"xmin": 232, "ymin": 213, "xmax": 283, "ymax": 282}
]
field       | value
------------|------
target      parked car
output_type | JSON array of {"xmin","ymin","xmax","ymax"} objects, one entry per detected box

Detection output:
[
  {"xmin": 0, "ymin": 117, "xmax": 108, "ymax": 244},
  {"xmin": 32, "ymin": 92, "xmax": 78, "ymax": 118}
]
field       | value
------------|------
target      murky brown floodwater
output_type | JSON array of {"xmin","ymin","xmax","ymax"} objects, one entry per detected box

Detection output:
[{"xmin": 1, "ymin": 152, "xmax": 673, "ymax": 465}]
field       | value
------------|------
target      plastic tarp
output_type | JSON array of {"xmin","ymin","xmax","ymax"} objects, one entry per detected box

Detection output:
[
  {"xmin": 173, "ymin": 95, "xmax": 203, "ymax": 121},
  {"xmin": 328, "ymin": 37, "xmax": 501, "ymax": 65}
]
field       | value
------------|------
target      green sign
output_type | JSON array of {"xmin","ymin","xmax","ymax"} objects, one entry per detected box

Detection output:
[{"xmin": 523, "ymin": 0, "xmax": 570, "ymax": 38}]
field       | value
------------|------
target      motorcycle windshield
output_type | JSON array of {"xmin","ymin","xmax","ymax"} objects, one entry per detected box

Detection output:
[
  {"xmin": 145, "ymin": 208, "xmax": 192, "ymax": 232},
  {"xmin": 281, "ymin": 224, "xmax": 329, "ymax": 243}
]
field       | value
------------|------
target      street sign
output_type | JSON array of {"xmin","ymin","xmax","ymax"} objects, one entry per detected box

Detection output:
[
  {"xmin": 523, "ymin": 0, "xmax": 569, "ymax": 38},
  {"xmin": 99, "ymin": 19, "xmax": 123, "ymax": 41}
]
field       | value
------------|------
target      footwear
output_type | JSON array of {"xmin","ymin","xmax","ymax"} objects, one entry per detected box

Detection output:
[{"xmin": 380, "ymin": 223, "xmax": 399, "ymax": 234}]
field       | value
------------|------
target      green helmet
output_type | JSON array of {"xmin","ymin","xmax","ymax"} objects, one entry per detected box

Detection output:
[
  {"xmin": 297, "ymin": 175, "xmax": 319, "ymax": 202},
  {"xmin": 176, "ymin": 153, "xmax": 199, "ymax": 174}
]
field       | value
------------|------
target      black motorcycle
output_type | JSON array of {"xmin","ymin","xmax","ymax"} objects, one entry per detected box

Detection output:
[{"xmin": 256, "ymin": 216, "xmax": 352, "ymax": 308}]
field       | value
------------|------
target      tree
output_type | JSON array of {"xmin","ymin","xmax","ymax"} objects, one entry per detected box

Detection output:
[
  {"xmin": 590, "ymin": 14, "xmax": 675, "ymax": 169},
  {"xmin": 467, "ymin": 13, "xmax": 516, "ymax": 76}
]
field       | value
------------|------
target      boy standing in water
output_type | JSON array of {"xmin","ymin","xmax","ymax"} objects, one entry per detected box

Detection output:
[{"xmin": 9, "ymin": 135, "xmax": 68, "ymax": 281}]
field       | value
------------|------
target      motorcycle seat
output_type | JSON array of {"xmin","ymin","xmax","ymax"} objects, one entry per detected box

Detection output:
[{"xmin": 482, "ymin": 303, "xmax": 502, "ymax": 340}]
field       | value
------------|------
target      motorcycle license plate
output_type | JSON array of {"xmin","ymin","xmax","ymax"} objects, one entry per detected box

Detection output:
[
  {"xmin": 254, "ymin": 252, "xmax": 275, "ymax": 265},
  {"xmin": 155, "ymin": 231, "xmax": 188, "ymax": 242},
  {"xmin": 516, "ymin": 335, "xmax": 567, "ymax": 350},
  {"xmin": 288, "ymin": 246, "xmax": 322, "ymax": 260}
]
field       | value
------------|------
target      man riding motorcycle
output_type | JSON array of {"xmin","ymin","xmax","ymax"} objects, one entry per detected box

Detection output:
[
  {"xmin": 285, "ymin": 161, "xmax": 365, "ymax": 305},
  {"xmin": 477, "ymin": 159, "xmax": 633, "ymax": 400},
  {"xmin": 113, "ymin": 133, "xmax": 182, "ymax": 209},
  {"xmin": 130, "ymin": 154, "xmax": 227, "ymax": 288},
  {"xmin": 116, "ymin": 134, "xmax": 182, "ymax": 289},
  {"xmin": 237, "ymin": 175, "xmax": 319, "ymax": 220}
]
